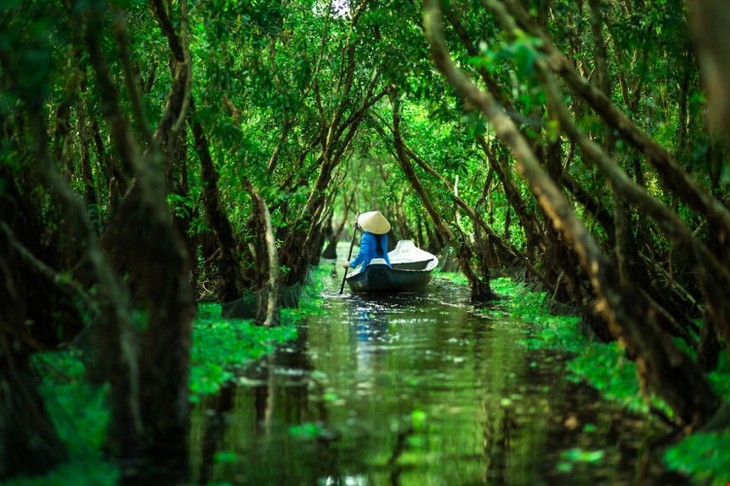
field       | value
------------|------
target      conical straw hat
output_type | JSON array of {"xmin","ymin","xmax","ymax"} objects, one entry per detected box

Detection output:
[{"xmin": 357, "ymin": 211, "xmax": 391, "ymax": 235}]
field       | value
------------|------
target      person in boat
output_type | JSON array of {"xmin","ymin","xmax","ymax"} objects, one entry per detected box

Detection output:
[{"xmin": 345, "ymin": 211, "xmax": 392, "ymax": 270}]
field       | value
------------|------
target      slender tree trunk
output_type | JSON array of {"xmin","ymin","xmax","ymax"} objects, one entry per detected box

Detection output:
[
  {"xmin": 391, "ymin": 90, "xmax": 494, "ymax": 301},
  {"xmin": 247, "ymin": 184, "xmax": 280, "ymax": 327},
  {"xmin": 401, "ymin": 144, "xmax": 522, "ymax": 271},
  {"xmin": 190, "ymin": 99, "xmax": 248, "ymax": 301},
  {"xmin": 279, "ymin": 84, "xmax": 387, "ymax": 286},
  {"xmin": 562, "ymin": 173, "xmax": 615, "ymax": 246},
  {"xmin": 479, "ymin": 138, "xmax": 543, "ymax": 260}
]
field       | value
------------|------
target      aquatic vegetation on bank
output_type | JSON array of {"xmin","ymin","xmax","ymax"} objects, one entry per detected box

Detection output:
[
  {"xmin": 482, "ymin": 277, "xmax": 583, "ymax": 352},
  {"xmin": 190, "ymin": 303, "xmax": 297, "ymax": 402},
  {"xmin": 16, "ymin": 310, "xmax": 296, "ymax": 485},
  {"xmin": 663, "ymin": 353, "xmax": 730, "ymax": 486},
  {"xmin": 14, "ymin": 270, "xmax": 329, "ymax": 485},
  {"xmin": 190, "ymin": 265, "xmax": 334, "ymax": 401},
  {"xmin": 481, "ymin": 277, "xmax": 667, "ymax": 413},
  {"xmin": 293, "ymin": 265, "xmax": 331, "ymax": 315},
  {"xmin": 664, "ymin": 430, "xmax": 730, "ymax": 486},
  {"xmin": 483, "ymin": 275, "xmax": 730, "ymax": 485},
  {"xmin": 14, "ymin": 352, "xmax": 119, "ymax": 486},
  {"xmin": 566, "ymin": 343, "xmax": 656, "ymax": 415},
  {"xmin": 31, "ymin": 353, "xmax": 100, "ymax": 444},
  {"xmin": 438, "ymin": 271, "xmax": 469, "ymax": 286}
]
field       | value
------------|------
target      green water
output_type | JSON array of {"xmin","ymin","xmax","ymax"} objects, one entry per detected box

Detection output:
[{"xmin": 189, "ymin": 270, "xmax": 683, "ymax": 485}]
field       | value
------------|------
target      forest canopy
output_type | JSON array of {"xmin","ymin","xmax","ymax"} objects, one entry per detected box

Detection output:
[{"xmin": 1, "ymin": 0, "xmax": 729, "ymax": 481}]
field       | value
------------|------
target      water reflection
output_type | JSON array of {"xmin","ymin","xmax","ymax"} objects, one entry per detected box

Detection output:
[
  {"xmin": 351, "ymin": 299, "xmax": 390, "ymax": 375},
  {"xmin": 189, "ymin": 273, "xmax": 684, "ymax": 485}
]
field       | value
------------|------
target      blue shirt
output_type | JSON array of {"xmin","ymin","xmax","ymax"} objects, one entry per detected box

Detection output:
[{"xmin": 350, "ymin": 232, "xmax": 391, "ymax": 269}]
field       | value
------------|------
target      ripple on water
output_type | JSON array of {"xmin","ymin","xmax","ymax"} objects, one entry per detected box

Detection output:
[{"xmin": 190, "ymin": 275, "xmax": 686, "ymax": 485}]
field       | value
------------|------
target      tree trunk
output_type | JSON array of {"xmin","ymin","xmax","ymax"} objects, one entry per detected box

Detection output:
[
  {"xmin": 391, "ymin": 90, "xmax": 495, "ymax": 301},
  {"xmin": 479, "ymin": 137, "xmax": 543, "ymax": 263},
  {"xmin": 247, "ymin": 184, "xmax": 281, "ymax": 327},
  {"xmin": 424, "ymin": 0, "xmax": 723, "ymax": 427},
  {"xmin": 0, "ymin": 213, "xmax": 67, "ymax": 479},
  {"xmin": 85, "ymin": 3, "xmax": 196, "ymax": 477},
  {"xmin": 190, "ymin": 99, "xmax": 248, "ymax": 301}
]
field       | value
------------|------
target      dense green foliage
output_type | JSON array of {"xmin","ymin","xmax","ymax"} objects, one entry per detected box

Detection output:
[
  {"xmin": 665, "ymin": 430, "xmax": 730, "ymax": 486},
  {"xmin": 2, "ymin": 0, "xmax": 730, "ymax": 482},
  {"xmin": 190, "ymin": 266, "xmax": 327, "ymax": 401},
  {"xmin": 25, "ymin": 264, "xmax": 327, "ymax": 481}
]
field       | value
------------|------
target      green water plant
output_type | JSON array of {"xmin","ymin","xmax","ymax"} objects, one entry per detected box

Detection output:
[
  {"xmin": 7, "ymin": 352, "xmax": 120, "ymax": 486},
  {"xmin": 556, "ymin": 448, "xmax": 606, "ymax": 473},
  {"xmin": 189, "ymin": 303, "xmax": 297, "ymax": 403},
  {"xmin": 663, "ymin": 353, "xmax": 730, "ymax": 484},
  {"xmin": 9, "ymin": 267, "xmax": 332, "ymax": 484},
  {"xmin": 481, "ymin": 277, "xmax": 584, "ymax": 351},
  {"xmin": 664, "ymin": 431, "xmax": 730, "ymax": 486},
  {"xmin": 566, "ymin": 343, "xmax": 668, "ymax": 416},
  {"xmin": 189, "ymin": 265, "xmax": 331, "ymax": 401},
  {"xmin": 481, "ymin": 277, "xmax": 673, "ymax": 415},
  {"xmin": 481, "ymin": 276, "xmax": 730, "ymax": 483}
]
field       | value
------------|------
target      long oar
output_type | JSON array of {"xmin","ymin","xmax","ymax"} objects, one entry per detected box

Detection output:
[{"xmin": 339, "ymin": 215, "xmax": 359, "ymax": 294}]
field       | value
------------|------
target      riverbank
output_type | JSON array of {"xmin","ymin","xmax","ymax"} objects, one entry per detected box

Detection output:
[
  {"xmin": 8, "ymin": 272, "xmax": 329, "ymax": 485},
  {"xmin": 475, "ymin": 275, "xmax": 730, "ymax": 485}
]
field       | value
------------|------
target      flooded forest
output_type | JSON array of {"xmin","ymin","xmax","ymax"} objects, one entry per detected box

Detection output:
[{"xmin": 1, "ymin": 0, "xmax": 730, "ymax": 484}]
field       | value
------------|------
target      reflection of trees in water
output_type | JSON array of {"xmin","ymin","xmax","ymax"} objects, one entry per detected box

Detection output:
[
  {"xmin": 482, "ymin": 401, "xmax": 516, "ymax": 483},
  {"xmin": 198, "ymin": 382, "xmax": 235, "ymax": 484},
  {"xmin": 246, "ymin": 323, "xmax": 363, "ymax": 484},
  {"xmin": 257, "ymin": 324, "xmax": 315, "ymax": 436},
  {"xmin": 192, "ymin": 289, "xmax": 684, "ymax": 484},
  {"xmin": 193, "ymin": 324, "xmax": 330, "ymax": 483},
  {"xmin": 477, "ymin": 371, "xmax": 684, "ymax": 484}
]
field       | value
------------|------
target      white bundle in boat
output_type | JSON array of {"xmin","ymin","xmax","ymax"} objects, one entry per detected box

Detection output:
[{"xmin": 387, "ymin": 240, "xmax": 439, "ymax": 270}]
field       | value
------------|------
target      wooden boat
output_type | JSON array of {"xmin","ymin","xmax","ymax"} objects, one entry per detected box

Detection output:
[{"xmin": 346, "ymin": 240, "xmax": 439, "ymax": 293}]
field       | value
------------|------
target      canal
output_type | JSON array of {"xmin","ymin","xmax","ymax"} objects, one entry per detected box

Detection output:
[{"xmin": 189, "ymin": 264, "xmax": 683, "ymax": 485}]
